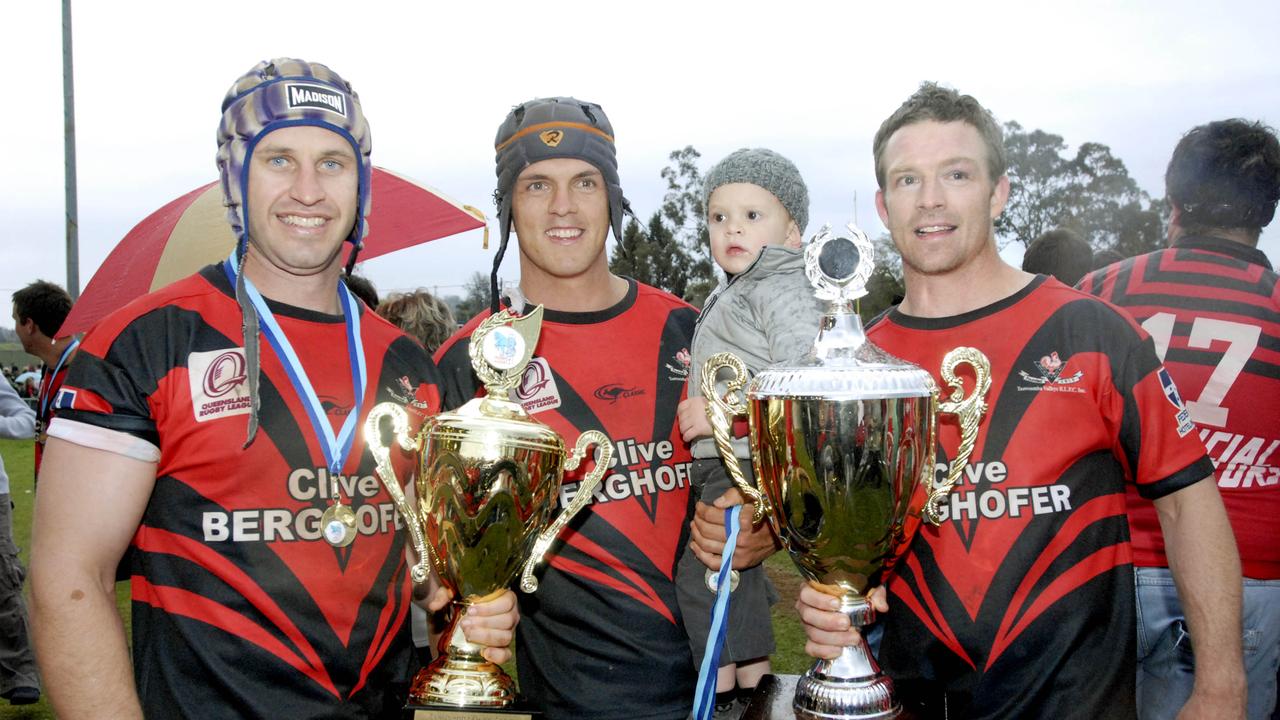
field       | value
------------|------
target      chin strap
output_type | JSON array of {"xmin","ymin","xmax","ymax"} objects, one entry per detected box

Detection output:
[{"xmin": 232, "ymin": 245, "xmax": 263, "ymax": 448}]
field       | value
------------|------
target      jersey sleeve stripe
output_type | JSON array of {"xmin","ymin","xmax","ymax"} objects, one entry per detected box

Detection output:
[
  {"xmin": 47, "ymin": 417, "xmax": 161, "ymax": 462},
  {"xmin": 1134, "ymin": 457, "xmax": 1216, "ymax": 500}
]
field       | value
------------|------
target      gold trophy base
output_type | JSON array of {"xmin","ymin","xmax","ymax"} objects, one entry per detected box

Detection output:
[
  {"xmin": 409, "ymin": 653, "xmax": 516, "ymax": 706},
  {"xmin": 407, "ymin": 655, "xmax": 538, "ymax": 719}
]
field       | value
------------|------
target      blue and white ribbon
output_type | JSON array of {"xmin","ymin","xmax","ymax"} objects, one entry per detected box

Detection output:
[
  {"xmin": 224, "ymin": 257, "xmax": 366, "ymax": 474},
  {"xmin": 692, "ymin": 504, "xmax": 743, "ymax": 720},
  {"xmin": 38, "ymin": 338, "xmax": 80, "ymax": 422}
]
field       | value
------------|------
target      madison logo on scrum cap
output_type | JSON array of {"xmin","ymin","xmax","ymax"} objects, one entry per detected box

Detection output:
[
  {"xmin": 189, "ymin": 348, "xmax": 252, "ymax": 422},
  {"xmin": 285, "ymin": 83, "xmax": 348, "ymax": 117}
]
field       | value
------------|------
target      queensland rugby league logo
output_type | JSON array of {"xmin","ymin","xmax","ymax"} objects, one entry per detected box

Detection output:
[
  {"xmin": 188, "ymin": 348, "xmax": 252, "ymax": 422},
  {"xmin": 514, "ymin": 358, "xmax": 561, "ymax": 413}
]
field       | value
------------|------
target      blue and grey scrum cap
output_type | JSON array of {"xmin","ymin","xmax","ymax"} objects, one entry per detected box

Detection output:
[
  {"xmin": 490, "ymin": 97, "xmax": 629, "ymax": 310},
  {"xmin": 214, "ymin": 58, "xmax": 372, "ymax": 445}
]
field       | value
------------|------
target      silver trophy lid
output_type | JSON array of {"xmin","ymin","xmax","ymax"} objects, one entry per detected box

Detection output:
[{"xmin": 750, "ymin": 224, "xmax": 935, "ymax": 400}]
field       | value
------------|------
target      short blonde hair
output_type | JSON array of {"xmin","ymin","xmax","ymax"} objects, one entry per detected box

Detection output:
[{"xmin": 376, "ymin": 289, "xmax": 457, "ymax": 353}]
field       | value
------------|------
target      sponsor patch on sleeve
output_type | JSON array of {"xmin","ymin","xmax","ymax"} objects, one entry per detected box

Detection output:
[{"xmin": 1158, "ymin": 367, "xmax": 1196, "ymax": 437}]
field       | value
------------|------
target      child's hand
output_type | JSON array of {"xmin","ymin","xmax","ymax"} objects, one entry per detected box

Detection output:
[{"xmin": 677, "ymin": 396, "xmax": 712, "ymax": 442}]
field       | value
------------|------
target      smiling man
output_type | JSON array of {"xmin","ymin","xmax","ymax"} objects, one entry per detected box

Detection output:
[
  {"xmin": 792, "ymin": 82, "xmax": 1246, "ymax": 719},
  {"xmin": 434, "ymin": 97, "xmax": 698, "ymax": 720},
  {"xmin": 30, "ymin": 58, "xmax": 516, "ymax": 720}
]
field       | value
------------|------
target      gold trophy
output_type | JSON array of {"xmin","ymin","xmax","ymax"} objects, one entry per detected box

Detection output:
[
  {"xmin": 366, "ymin": 306, "xmax": 612, "ymax": 714},
  {"xmin": 704, "ymin": 226, "xmax": 990, "ymax": 720}
]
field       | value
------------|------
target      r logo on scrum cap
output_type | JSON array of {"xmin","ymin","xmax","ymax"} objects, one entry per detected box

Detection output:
[
  {"xmin": 285, "ymin": 83, "xmax": 348, "ymax": 117},
  {"xmin": 539, "ymin": 129, "xmax": 564, "ymax": 147}
]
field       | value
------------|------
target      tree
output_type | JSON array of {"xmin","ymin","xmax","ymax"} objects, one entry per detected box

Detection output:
[
  {"xmin": 454, "ymin": 271, "xmax": 489, "ymax": 322},
  {"xmin": 857, "ymin": 232, "xmax": 904, "ymax": 321},
  {"xmin": 997, "ymin": 121, "xmax": 1165, "ymax": 257},
  {"xmin": 1068, "ymin": 142, "xmax": 1165, "ymax": 257},
  {"xmin": 610, "ymin": 146, "xmax": 718, "ymax": 306},
  {"xmin": 661, "ymin": 147, "xmax": 718, "ymax": 306},
  {"xmin": 996, "ymin": 122, "xmax": 1078, "ymax": 249},
  {"xmin": 610, "ymin": 213, "xmax": 692, "ymax": 300}
]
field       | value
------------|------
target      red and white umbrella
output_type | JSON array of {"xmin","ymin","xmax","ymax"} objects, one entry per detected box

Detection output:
[{"xmin": 60, "ymin": 167, "xmax": 486, "ymax": 337}]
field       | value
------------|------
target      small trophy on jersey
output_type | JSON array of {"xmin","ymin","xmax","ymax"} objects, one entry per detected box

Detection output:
[
  {"xmin": 703, "ymin": 225, "xmax": 991, "ymax": 720},
  {"xmin": 366, "ymin": 306, "xmax": 612, "ymax": 715}
]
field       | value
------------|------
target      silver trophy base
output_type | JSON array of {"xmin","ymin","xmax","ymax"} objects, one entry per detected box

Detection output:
[{"xmin": 792, "ymin": 600, "xmax": 900, "ymax": 720}]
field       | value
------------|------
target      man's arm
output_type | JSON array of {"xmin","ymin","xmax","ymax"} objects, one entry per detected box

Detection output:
[
  {"xmin": 31, "ymin": 437, "xmax": 155, "ymax": 719},
  {"xmin": 1154, "ymin": 477, "xmax": 1246, "ymax": 720},
  {"xmin": 0, "ymin": 380, "xmax": 35, "ymax": 440}
]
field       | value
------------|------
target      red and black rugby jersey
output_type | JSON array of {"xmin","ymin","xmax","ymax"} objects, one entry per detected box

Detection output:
[
  {"xmin": 54, "ymin": 264, "xmax": 441, "ymax": 719},
  {"xmin": 435, "ymin": 279, "xmax": 698, "ymax": 720},
  {"xmin": 867, "ymin": 276, "xmax": 1213, "ymax": 719},
  {"xmin": 1080, "ymin": 235, "xmax": 1279, "ymax": 579}
]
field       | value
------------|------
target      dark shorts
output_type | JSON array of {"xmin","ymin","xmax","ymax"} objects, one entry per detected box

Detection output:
[{"xmin": 675, "ymin": 458, "xmax": 778, "ymax": 667}]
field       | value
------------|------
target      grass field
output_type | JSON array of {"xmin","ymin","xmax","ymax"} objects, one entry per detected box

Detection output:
[{"xmin": 0, "ymin": 438, "xmax": 811, "ymax": 717}]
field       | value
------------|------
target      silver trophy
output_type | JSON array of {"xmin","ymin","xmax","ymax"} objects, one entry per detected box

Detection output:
[{"xmin": 704, "ymin": 225, "xmax": 990, "ymax": 719}]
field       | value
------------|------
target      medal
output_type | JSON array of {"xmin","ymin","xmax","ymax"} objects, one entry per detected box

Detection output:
[
  {"xmin": 321, "ymin": 503, "xmax": 358, "ymax": 547},
  {"xmin": 704, "ymin": 567, "xmax": 740, "ymax": 593}
]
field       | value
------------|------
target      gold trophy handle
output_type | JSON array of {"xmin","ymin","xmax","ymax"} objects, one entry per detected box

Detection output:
[
  {"xmin": 519, "ymin": 430, "xmax": 613, "ymax": 592},
  {"xmin": 702, "ymin": 352, "xmax": 771, "ymax": 525},
  {"xmin": 924, "ymin": 347, "xmax": 992, "ymax": 525},
  {"xmin": 364, "ymin": 402, "xmax": 433, "ymax": 585}
]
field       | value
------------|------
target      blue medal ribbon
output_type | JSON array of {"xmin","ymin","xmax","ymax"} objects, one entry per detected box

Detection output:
[
  {"xmin": 223, "ymin": 257, "xmax": 366, "ymax": 476},
  {"xmin": 38, "ymin": 338, "xmax": 80, "ymax": 422},
  {"xmin": 692, "ymin": 504, "xmax": 743, "ymax": 720}
]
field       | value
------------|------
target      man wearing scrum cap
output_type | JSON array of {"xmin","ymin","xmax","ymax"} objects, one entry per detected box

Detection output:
[
  {"xmin": 30, "ymin": 58, "xmax": 515, "ymax": 719},
  {"xmin": 434, "ymin": 98, "xmax": 699, "ymax": 719}
]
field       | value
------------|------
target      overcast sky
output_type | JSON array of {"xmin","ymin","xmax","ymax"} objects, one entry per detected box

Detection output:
[{"xmin": 5, "ymin": 0, "xmax": 1278, "ymax": 318}]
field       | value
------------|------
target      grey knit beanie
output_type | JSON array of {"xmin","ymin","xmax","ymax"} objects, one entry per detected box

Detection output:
[{"xmin": 702, "ymin": 148, "xmax": 809, "ymax": 234}]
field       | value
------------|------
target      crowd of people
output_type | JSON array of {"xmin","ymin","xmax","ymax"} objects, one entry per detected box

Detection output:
[{"xmin": 0, "ymin": 56, "xmax": 1273, "ymax": 720}]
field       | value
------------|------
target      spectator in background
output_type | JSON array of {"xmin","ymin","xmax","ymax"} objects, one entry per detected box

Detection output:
[
  {"xmin": 1079, "ymin": 118, "xmax": 1280, "ymax": 720},
  {"xmin": 10, "ymin": 370, "xmax": 39, "ymax": 400},
  {"xmin": 377, "ymin": 290, "xmax": 457, "ymax": 354},
  {"xmin": 0, "ymin": 365, "xmax": 38, "ymax": 705},
  {"xmin": 343, "ymin": 271, "xmax": 380, "ymax": 310},
  {"xmin": 12, "ymin": 280, "xmax": 76, "ymax": 475},
  {"xmin": 1091, "ymin": 247, "xmax": 1126, "ymax": 271},
  {"xmin": 1021, "ymin": 227, "xmax": 1094, "ymax": 286}
]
